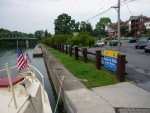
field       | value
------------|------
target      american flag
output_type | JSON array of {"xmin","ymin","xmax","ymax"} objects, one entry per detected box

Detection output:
[
  {"xmin": 25, "ymin": 52, "xmax": 32, "ymax": 63},
  {"xmin": 17, "ymin": 46, "xmax": 28, "ymax": 73}
]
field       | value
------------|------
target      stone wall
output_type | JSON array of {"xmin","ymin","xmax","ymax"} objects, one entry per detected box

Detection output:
[{"xmin": 41, "ymin": 45, "xmax": 86, "ymax": 113}]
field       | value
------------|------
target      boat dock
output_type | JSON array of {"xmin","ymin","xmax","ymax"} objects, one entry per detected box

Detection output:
[{"xmin": 33, "ymin": 44, "xmax": 43, "ymax": 57}]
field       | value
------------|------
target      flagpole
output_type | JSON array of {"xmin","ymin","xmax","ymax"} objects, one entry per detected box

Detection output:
[{"xmin": 17, "ymin": 40, "xmax": 18, "ymax": 47}]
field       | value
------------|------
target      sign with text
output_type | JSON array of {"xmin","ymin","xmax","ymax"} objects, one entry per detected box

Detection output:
[
  {"xmin": 104, "ymin": 50, "xmax": 119, "ymax": 58},
  {"xmin": 104, "ymin": 56, "xmax": 117, "ymax": 72}
]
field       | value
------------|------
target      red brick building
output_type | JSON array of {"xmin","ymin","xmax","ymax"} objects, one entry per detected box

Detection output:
[
  {"xmin": 129, "ymin": 15, "xmax": 150, "ymax": 36},
  {"xmin": 108, "ymin": 15, "xmax": 150, "ymax": 37}
]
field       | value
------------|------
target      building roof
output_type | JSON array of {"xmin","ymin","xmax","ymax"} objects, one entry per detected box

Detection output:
[{"xmin": 129, "ymin": 15, "xmax": 147, "ymax": 21}]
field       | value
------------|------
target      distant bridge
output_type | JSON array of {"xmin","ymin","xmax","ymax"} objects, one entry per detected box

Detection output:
[{"xmin": 0, "ymin": 37, "xmax": 38, "ymax": 40}]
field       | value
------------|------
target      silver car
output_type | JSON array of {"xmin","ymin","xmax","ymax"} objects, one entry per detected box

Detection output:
[{"xmin": 95, "ymin": 40, "xmax": 105, "ymax": 47}]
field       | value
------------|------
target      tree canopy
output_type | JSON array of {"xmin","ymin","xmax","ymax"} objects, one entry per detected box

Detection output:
[
  {"xmin": 96, "ymin": 17, "xmax": 111, "ymax": 35},
  {"xmin": 54, "ymin": 13, "xmax": 75, "ymax": 34}
]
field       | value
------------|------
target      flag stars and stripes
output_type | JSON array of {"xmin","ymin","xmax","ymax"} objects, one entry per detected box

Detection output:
[{"xmin": 17, "ymin": 46, "xmax": 28, "ymax": 73}]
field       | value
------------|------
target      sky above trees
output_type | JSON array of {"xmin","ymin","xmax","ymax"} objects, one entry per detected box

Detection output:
[{"xmin": 0, "ymin": 0, "xmax": 150, "ymax": 34}]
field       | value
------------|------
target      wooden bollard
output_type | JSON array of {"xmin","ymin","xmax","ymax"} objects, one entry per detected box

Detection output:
[
  {"xmin": 96, "ymin": 50, "xmax": 101, "ymax": 70},
  {"xmin": 82, "ymin": 48, "xmax": 87, "ymax": 63},
  {"xmin": 69, "ymin": 47, "xmax": 72, "ymax": 57},
  {"xmin": 75, "ymin": 47, "xmax": 78, "ymax": 60},
  {"xmin": 62, "ymin": 45, "xmax": 64, "ymax": 53},
  {"xmin": 59, "ymin": 45, "xmax": 61, "ymax": 52},
  {"xmin": 65, "ymin": 45, "xmax": 68, "ymax": 54},
  {"xmin": 117, "ymin": 55, "xmax": 126, "ymax": 82}
]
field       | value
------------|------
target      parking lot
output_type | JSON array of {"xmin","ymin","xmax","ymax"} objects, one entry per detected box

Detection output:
[{"xmin": 88, "ymin": 41, "xmax": 150, "ymax": 91}]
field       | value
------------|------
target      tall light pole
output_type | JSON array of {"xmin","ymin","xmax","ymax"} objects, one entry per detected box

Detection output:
[{"xmin": 118, "ymin": 0, "xmax": 121, "ymax": 51}]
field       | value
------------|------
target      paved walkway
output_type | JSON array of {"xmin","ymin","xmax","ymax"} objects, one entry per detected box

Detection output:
[
  {"xmin": 91, "ymin": 82, "xmax": 150, "ymax": 113},
  {"xmin": 33, "ymin": 44, "xmax": 42, "ymax": 57},
  {"xmin": 64, "ymin": 82, "xmax": 150, "ymax": 113}
]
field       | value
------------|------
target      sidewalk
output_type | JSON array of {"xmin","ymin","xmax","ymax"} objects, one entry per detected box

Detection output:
[{"xmin": 65, "ymin": 82, "xmax": 150, "ymax": 113}]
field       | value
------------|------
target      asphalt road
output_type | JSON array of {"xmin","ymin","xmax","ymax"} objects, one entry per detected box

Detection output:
[{"xmin": 85, "ymin": 42, "xmax": 150, "ymax": 91}]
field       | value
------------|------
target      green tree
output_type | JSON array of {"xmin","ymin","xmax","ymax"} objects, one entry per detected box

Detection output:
[
  {"xmin": 120, "ymin": 25, "xmax": 126, "ymax": 36},
  {"xmin": 74, "ymin": 22, "xmax": 80, "ymax": 32},
  {"xmin": 54, "ymin": 13, "xmax": 75, "ymax": 34},
  {"xmin": 44, "ymin": 29, "xmax": 48, "ymax": 37},
  {"xmin": 79, "ymin": 21, "xmax": 93, "ymax": 35},
  {"xmin": 142, "ymin": 26, "xmax": 148, "ymax": 35},
  {"xmin": 67, "ymin": 32, "xmax": 95, "ymax": 48},
  {"xmin": 34, "ymin": 30, "xmax": 44, "ymax": 40},
  {"xmin": 96, "ymin": 17, "xmax": 111, "ymax": 35},
  {"xmin": 93, "ymin": 28, "xmax": 100, "ymax": 37}
]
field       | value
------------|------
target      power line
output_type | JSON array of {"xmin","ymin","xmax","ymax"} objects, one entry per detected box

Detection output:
[
  {"xmin": 78, "ymin": 0, "xmax": 105, "ymax": 21},
  {"xmin": 125, "ymin": 1, "xmax": 133, "ymax": 16},
  {"xmin": 85, "ymin": 8, "xmax": 111, "ymax": 21},
  {"xmin": 67, "ymin": 0, "xmax": 78, "ymax": 14},
  {"xmin": 84, "ymin": 0, "xmax": 135, "ymax": 22}
]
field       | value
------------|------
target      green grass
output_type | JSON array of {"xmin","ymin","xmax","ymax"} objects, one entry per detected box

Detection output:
[{"xmin": 43, "ymin": 44, "xmax": 117, "ymax": 89}]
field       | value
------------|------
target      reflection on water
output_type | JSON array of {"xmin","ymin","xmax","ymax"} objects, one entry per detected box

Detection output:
[{"xmin": 0, "ymin": 41, "xmax": 57, "ymax": 113}]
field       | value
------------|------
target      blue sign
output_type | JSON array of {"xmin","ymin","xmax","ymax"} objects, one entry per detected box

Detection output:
[{"xmin": 104, "ymin": 56, "xmax": 117, "ymax": 72}]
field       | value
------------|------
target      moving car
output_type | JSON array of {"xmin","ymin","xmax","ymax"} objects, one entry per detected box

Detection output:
[
  {"xmin": 135, "ymin": 37, "xmax": 150, "ymax": 49},
  {"xmin": 95, "ymin": 40, "xmax": 105, "ymax": 47},
  {"xmin": 145, "ymin": 40, "xmax": 150, "ymax": 53},
  {"xmin": 109, "ymin": 40, "xmax": 122, "ymax": 46}
]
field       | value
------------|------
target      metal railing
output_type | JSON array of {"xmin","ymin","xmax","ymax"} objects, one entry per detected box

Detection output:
[{"xmin": 0, "ymin": 63, "xmax": 46, "ymax": 109}]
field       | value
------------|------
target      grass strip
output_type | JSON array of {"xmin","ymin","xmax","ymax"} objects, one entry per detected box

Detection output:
[{"xmin": 43, "ymin": 44, "xmax": 117, "ymax": 89}]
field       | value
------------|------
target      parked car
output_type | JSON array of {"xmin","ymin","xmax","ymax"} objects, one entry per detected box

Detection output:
[
  {"xmin": 129, "ymin": 38, "xmax": 137, "ymax": 43},
  {"xmin": 95, "ymin": 40, "xmax": 105, "ymax": 47},
  {"xmin": 135, "ymin": 37, "xmax": 150, "ymax": 49},
  {"xmin": 109, "ymin": 40, "xmax": 122, "ymax": 46},
  {"xmin": 145, "ymin": 40, "xmax": 150, "ymax": 53}
]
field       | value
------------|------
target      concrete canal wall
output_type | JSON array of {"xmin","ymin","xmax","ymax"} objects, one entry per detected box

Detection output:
[
  {"xmin": 40, "ymin": 44, "xmax": 88, "ymax": 113},
  {"xmin": 39, "ymin": 44, "xmax": 116, "ymax": 113},
  {"xmin": 33, "ymin": 44, "xmax": 43, "ymax": 57}
]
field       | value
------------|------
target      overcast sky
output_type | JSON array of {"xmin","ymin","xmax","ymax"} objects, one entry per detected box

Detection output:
[{"xmin": 0, "ymin": 0, "xmax": 150, "ymax": 34}]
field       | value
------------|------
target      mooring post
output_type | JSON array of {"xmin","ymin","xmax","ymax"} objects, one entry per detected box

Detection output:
[
  {"xmin": 69, "ymin": 47, "xmax": 72, "ymax": 57},
  {"xmin": 117, "ymin": 55, "xmax": 126, "ymax": 82},
  {"xmin": 75, "ymin": 47, "xmax": 78, "ymax": 60},
  {"xmin": 59, "ymin": 45, "xmax": 61, "ymax": 52},
  {"xmin": 82, "ymin": 48, "xmax": 87, "ymax": 63},
  {"xmin": 62, "ymin": 45, "xmax": 64, "ymax": 53},
  {"xmin": 96, "ymin": 50, "xmax": 101, "ymax": 70},
  {"xmin": 65, "ymin": 45, "xmax": 68, "ymax": 54}
]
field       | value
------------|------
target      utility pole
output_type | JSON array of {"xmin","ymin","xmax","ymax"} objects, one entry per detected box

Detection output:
[
  {"xmin": 111, "ymin": 0, "xmax": 121, "ymax": 51},
  {"xmin": 118, "ymin": 0, "xmax": 121, "ymax": 51}
]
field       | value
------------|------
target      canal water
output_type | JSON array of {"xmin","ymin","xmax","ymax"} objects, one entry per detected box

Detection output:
[{"xmin": 0, "ymin": 42, "xmax": 57, "ymax": 113}]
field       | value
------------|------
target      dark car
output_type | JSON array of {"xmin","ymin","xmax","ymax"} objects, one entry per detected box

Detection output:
[
  {"xmin": 129, "ymin": 38, "xmax": 137, "ymax": 43},
  {"xmin": 145, "ymin": 40, "xmax": 150, "ymax": 53},
  {"xmin": 135, "ymin": 37, "xmax": 150, "ymax": 49},
  {"xmin": 109, "ymin": 40, "xmax": 122, "ymax": 46}
]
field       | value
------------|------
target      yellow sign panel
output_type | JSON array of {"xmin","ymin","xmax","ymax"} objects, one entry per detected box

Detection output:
[{"xmin": 104, "ymin": 50, "xmax": 119, "ymax": 58}]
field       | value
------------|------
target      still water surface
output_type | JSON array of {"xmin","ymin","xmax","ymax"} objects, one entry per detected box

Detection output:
[{"xmin": 0, "ymin": 44, "xmax": 57, "ymax": 113}]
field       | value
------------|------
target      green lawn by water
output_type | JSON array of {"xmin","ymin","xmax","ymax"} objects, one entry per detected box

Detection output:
[{"xmin": 44, "ymin": 44, "xmax": 117, "ymax": 89}]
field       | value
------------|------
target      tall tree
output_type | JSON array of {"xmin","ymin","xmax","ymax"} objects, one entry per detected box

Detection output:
[
  {"xmin": 120, "ymin": 25, "xmax": 126, "ymax": 35},
  {"xmin": 96, "ymin": 17, "xmax": 111, "ymax": 35},
  {"xmin": 54, "ymin": 13, "xmax": 75, "ymax": 34},
  {"xmin": 34, "ymin": 30, "xmax": 44, "ymax": 40},
  {"xmin": 74, "ymin": 22, "xmax": 80, "ymax": 32},
  {"xmin": 79, "ymin": 21, "xmax": 93, "ymax": 35},
  {"xmin": 44, "ymin": 29, "xmax": 48, "ymax": 37}
]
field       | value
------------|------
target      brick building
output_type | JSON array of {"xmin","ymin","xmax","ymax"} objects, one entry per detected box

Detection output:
[
  {"xmin": 108, "ymin": 15, "xmax": 150, "ymax": 37},
  {"xmin": 129, "ymin": 15, "xmax": 150, "ymax": 36}
]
